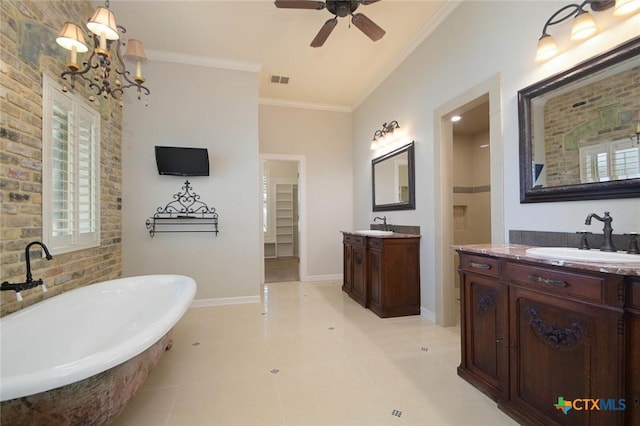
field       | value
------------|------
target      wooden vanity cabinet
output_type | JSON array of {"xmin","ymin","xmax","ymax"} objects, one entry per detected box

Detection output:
[
  {"xmin": 342, "ymin": 233, "xmax": 420, "ymax": 318},
  {"xmin": 458, "ymin": 251, "xmax": 630, "ymax": 426},
  {"xmin": 627, "ymin": 278, "xmax": 640, "ymax": 426},
  {"xmin": 367, "ymin": 236, "xmax": 420, "ymax": 318}
]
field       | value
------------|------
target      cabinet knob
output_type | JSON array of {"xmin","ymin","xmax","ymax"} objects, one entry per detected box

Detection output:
[{"xmin": 495, "ymin": 337, "xmax": 504, "ymax": 343}]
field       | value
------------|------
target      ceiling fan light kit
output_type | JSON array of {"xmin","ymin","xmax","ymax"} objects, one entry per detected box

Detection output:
[{"xmin": 275, "ymin": 0, "xmax": 385, "ymax": 47}]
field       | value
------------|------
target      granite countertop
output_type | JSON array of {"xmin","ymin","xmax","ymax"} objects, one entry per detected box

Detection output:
[
  {"xmin": 454, "ymin": 243, "xmax": 640, "ymax": 277},
  {"xmin": 342, "ymin": 231, "xmax": 421, "ymax": 238}
]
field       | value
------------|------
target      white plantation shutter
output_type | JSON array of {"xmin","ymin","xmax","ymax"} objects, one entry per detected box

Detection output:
[
  {"xmin": 43, "ymin": 75, "xmax": 100, "ymax": 254},
  {"xmin": 580, "ymin": 139, "xmax": 640, "ymax": 183},
  {"xmin": 611, "ymin": 142, "xmax": 640, "ymax": 179}
]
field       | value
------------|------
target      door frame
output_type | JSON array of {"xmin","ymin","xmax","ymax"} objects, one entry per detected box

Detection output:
[
  {"xmin": 433, "ymin": 74, "xmax": 504, "ymax": 326},
  {"xmin": 259, "ymin": 154, "xmax": 307, "ymax": 283}
]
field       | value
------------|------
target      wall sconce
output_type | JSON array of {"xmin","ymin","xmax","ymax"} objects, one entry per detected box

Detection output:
[
  {"xmin": 371, "ymin": 121, "xmax": 405, "ymax": 150},
  {"xmin": 56, "ymin": 0, "xmax": 150, "ymax": 105},
  {"xmin": 535, "ymin": 0, "xmax": 640, "ymax": 62}
]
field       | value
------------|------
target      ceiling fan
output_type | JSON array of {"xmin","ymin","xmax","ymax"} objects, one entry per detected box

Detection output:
[{"xmin": 274, "ymin": 0, "xmax": 386, "ymax": 47}]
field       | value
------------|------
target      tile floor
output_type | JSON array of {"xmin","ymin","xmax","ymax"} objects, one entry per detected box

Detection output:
[{"xmin": 113, "ymin": 281, "xmax": 518, "ymax": 426}]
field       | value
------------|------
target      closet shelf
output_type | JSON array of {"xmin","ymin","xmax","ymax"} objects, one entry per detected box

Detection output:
[{"xmin": 146, "ymin": 180, "xmax": 219, "ymax": 237}]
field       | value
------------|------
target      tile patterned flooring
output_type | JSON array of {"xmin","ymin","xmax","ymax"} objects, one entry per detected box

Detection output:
[{"xmin": 113, "ymin": 281, "xmax": 518, "ymax": 426}]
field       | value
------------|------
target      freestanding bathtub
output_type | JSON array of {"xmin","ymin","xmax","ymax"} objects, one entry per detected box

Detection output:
[{"xmin": 0, "ymin": 274, "xmax": 196, "ymax": 425}]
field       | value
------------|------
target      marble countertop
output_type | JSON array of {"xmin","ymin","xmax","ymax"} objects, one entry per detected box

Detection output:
[
  {"xmin": 342, "ymin": 231, "xmax": 421, "ymax": 238},
  {"xmin": 454, "ymin": 243, "xmax": 640, "ymax": 277}
]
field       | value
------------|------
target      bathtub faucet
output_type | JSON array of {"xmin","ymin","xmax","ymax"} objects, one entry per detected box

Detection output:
[{"xmin": 1, "ymin": 241, "xmax": 53, "ymax": 300}]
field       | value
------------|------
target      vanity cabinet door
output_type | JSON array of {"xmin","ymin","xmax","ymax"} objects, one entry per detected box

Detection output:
[
  {"xmin": 343, "ymin": 235, "xmax": 367, "ymax": 307},
  {"xmin": 458, "ymin": 271, "xmax": 508, "ymax": 400},
  {"xmin": 350, "ymin": 244, "xmax": 367, "ymax": 307},
  {"xmin": 627, "ymin": 279, "xmax": 640, "ymax": 425},
  {"xmin": 508, "ymin": 286, "xmax": 624, "ymax": 426}
]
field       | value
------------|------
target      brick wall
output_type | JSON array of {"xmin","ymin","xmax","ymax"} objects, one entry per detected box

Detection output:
[
  {"xmin": 1, "ymin": 0, "xmax": 123, "ymax": 316},
  {"xmin": 543, "ymin": 65, "xmax": 640, "ymax": 186}
]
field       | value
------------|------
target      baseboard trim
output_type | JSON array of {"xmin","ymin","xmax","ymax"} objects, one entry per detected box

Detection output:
[
  {"xmin": 190, "ymin": 295, "xmax": 260, "ymax": 308},
  {"xmin": 420, "ymin": 307, "xmax": 436, "ymax": 323},
  {"xmin": 303, "ymin": 274, "xmax": 343, "ymax": 282}
]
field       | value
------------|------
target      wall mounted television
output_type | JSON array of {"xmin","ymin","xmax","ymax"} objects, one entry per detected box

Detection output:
[{"xmin": 155, "ymin": 146, "xmax": 210, "ymax": 176}]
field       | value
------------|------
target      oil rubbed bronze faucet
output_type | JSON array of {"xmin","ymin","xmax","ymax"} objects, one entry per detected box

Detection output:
[
  {"xmin": 585, "ymin": 211, "xmax": 616, "ymax": 252},
  {"xmin": 1, "ymin": 241, "xmax": 53, "ymax": 301},
  {"xmin": 374, "ymin": 216, "xmax": 389, "ymax": 231}
]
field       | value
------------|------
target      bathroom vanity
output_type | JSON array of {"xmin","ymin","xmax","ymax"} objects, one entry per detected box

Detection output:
[
  {"xmin": 456, "ymin": 244, "xmax": 640, "ymax": 426},
  {"xmin": 342, "ymin": 231, "xmax": 420, "ymax": 318}
]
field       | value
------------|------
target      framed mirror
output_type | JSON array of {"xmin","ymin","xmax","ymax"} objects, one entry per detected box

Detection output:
[
  {"xmin": 372, "ymin": 141, "xmax": 415, "ymax": 211},
  {"xmin": 519, "ymin": 36, "xmax": 640, "ymax": 203}
]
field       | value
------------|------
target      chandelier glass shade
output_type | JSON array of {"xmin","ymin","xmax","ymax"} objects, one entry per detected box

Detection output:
[{"xmin": 56, "ymin": 1, "xmax": 150, "ymax": 105}]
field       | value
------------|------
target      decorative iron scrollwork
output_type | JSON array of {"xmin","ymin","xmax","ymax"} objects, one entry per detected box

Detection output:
[
  {"xmin": 526, "ymin": 306, "xmax": 587, "ymax": 350},
  {"xmin": 476, "ymin": 288, "xmax": 496, "ymax": 315},
  {"xmin": 145, "ymin": 180, "xmax": 219, "ymax": 237}
]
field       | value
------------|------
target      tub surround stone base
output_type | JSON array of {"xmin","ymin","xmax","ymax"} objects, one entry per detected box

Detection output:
[{"xmin": 1, "ymin": 331, "xmax": 173, "ymax": 426}]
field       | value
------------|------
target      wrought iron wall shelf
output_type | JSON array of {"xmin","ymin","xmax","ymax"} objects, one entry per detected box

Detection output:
[{"xmin": 146, "ymin": 180, "xmax": 219, "ymax": 237}]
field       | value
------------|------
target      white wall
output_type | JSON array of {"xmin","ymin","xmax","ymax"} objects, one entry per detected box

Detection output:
[
  {"xmin": 353, "ymin": 1, "xmax": 640, "ymax": 315},
  {"xmin": 122, "ymin": 61, "xmax": 261, "ymax": 302},
  {"xmin": 259, "ymin": 104, "xmax": 353, "ymax": 279}
]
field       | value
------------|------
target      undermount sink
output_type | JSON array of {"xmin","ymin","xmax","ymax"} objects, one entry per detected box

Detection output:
[
  {"xmin": 525, "ymin": 247, "xmax": 640, "ymax": 264},
  {"xmin": 354, "ymin": 230, "xmax": 394, "ymax": 236}
]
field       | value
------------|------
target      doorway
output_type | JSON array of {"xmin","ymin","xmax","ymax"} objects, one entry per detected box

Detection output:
[
  {"xmin": 434, "ymin": 74, "xmax": 504, "ymax": 327},
  {"xmin": 261, "ymin": 156, "xmax": 305, "ymax": 283},
  {"xmin": 451, "ymin": 98, "xmax": 492, "ymax": 322}
]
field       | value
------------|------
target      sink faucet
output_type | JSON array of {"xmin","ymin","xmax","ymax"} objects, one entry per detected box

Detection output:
[
  {"xmin": 374, "ymin": 216, "xmax": 389, "ymax": 231},
  {"xmin": 1, "ymin": 241, "xmax": 53, "ymax": 300},
  {"xmin": 585, "ymin": 211, "xmax": 616, "ymax": 252}
]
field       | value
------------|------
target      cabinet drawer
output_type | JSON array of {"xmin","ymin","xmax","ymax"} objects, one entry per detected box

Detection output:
[
  {"xmin": 343, "ymin": 234, "xmax": 365, "ymax": 246},
  {"xmin": 505, "ymin": 262, "xmax": 605, "ymax": 303},
  {"xmin": 367, "ymin": 237, "xmax": 383, "ymax": 250},
  {"xmin": 458, "ymin": 253, "xmax": 501, "ymax": 278}
]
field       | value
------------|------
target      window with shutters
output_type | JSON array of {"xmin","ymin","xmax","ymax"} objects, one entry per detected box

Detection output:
[
  {"xmin": 579, "ymin": 139, "xmax": 640, "ymax": 183},
  {"xmin": 42, "ymin": 75, "xmax": 100, "ymax": 254}
]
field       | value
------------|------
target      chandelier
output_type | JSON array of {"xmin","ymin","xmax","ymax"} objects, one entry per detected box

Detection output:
[{"xmin": 56, "ymin": 0, "xmax": 150, "ymax": 105}]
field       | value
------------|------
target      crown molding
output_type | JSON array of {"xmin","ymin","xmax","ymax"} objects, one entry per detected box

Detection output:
[
  {"xmin": 259, "ymin": 97, "xmax": 352, "ymax": 113},
  {"xmin": 145, "ymin": 49, "xmax": 262, "ymax": 73},
  {"xmin": 352, "ymin": 1, "xmax": 463, "ymax": 109}
]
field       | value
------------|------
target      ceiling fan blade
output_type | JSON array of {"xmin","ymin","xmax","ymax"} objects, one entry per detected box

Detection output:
[
  {"xmin": 360, "ymin": 0, "xmax": 381, "ymax": 4},
  {"xmin": 351, "ymin": 13, "xmax": 385, "ymax": 41},
  {"xmin": 274, "ymin": 0, "xmax": 325, "ymax": 10},
  {"xmin": 310, "ymin": 18, "xmax": 338, "ymax": 47}
]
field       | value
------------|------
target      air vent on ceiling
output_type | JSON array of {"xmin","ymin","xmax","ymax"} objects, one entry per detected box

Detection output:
[{"xmin": 270, "ymin": 75, "xmax": 290, "ymax": 84}]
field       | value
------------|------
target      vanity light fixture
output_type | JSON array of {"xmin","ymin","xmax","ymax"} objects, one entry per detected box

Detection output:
[
  {"xmin": 56, "ymin": 0, "xmax": 150, "ymax": 105},
  {"xmin": 535, "ymin": 0, "xmax": 640, "ymax": 62},
  {"xmin": 371, "ymin": 120, "xmax": 403, "ymax": 150}
]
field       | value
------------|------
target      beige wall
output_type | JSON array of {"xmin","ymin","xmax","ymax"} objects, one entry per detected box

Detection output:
[
  {"xmin": 259, "ymin": 104, "xmax": 353, "ymax": 279},
  {"xmin": 1, "ymin": 0, "xmax": 123, "ymax": 316}
]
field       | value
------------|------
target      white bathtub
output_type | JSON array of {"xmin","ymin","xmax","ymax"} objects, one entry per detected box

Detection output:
[{"xmin": 0, "ymin": 274, "xmax": 196, "ymax": 403}]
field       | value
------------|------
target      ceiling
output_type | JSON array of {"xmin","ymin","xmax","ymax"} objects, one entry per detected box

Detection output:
[{"xmin": 104, "ymin": 0, "xmax": 452, "ymax": 110}]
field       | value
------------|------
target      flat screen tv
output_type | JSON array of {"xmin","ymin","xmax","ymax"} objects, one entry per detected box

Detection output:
[{"xmin": 155, "ymin": 146, "xmax": 210, "ymax": 176}]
